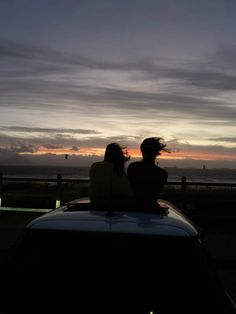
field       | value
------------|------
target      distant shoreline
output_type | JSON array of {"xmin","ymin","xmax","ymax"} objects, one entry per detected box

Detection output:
[
  {"xmin": 1, "ymin": 165, "xmax": 236, "ymax": 183},
  {"xmin": 1, "ymin": 164, "xmax": 236, "ymax": 170}
]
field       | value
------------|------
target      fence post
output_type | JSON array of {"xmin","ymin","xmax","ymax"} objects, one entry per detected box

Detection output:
[
  {"xmin": 56, "ymin": 174, "xmax": 62, "ymax": 208},
  {"xmin": 181, "ymin": 176, "xmax": 187, "ymax": 212}
]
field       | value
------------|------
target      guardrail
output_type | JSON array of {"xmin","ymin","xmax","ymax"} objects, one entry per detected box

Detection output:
[
  {"xmin": 0, "ymin": 173, "xmax": 236, "ymax": 212},
  {"xmin": 0, "ymin": 173, "xmax": 91, "ymax": 211}
]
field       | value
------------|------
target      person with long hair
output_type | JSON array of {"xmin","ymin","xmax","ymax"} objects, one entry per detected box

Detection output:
[{"xmin": 89, "ymin": 143, "xmax": 133, "ymax": 210}]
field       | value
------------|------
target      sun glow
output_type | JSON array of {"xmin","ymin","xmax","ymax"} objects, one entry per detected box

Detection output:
[
  {"xmin": 22, "ymin": 146, "xmax": 106, "ymax": 156},
  {"xmin": 20, "ymin": 146, "xmax": 236, "ymax": 162},
  {"xmin": 165, "ymin": 151, "xmax": 236, "ymax": 161}
]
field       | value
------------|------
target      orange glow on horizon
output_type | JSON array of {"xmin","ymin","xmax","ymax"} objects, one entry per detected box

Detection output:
[
  {"xmin": 21, "ymin": 146, "xmax": 236, "ymax": 161},
  {"xmin": 28, "ymin": 146, "xmax": 105, "ymax": 156},
  {"xmin": 163, "ymin": 150, "xmax": 236, "ymax": 161}
]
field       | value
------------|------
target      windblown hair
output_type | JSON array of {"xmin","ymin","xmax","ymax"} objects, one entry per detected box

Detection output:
[
  {"xmin": 104, "ymin": 143, "xmax": 130, "ymax": 176},
  {"xmin": 140, "ymin": 137, "xmax": 169, "ymax": 159}
]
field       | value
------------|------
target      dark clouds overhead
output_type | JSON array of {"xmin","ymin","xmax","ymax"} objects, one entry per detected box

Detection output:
[{"xmin": 1, "ymin": 38, "xmax": 236, "ymax": 124}]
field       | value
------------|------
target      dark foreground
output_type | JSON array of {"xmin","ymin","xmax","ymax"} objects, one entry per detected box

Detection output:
[{"xmin": 0, "ymin": 205, "xmax": 236, "ymax": 306}]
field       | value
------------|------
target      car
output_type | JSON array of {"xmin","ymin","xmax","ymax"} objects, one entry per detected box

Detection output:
[{"xmin": 0, "ymin": 198, "xmax": 235, "ymax": 313}]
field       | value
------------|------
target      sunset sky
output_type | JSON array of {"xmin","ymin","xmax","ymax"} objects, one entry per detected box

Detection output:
[{"xmin": 1, "ymin": 0, "xmax": 236, "ymax": 167}]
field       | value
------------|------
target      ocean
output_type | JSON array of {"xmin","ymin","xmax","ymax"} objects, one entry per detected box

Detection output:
[{"xmin": 1, "ymin": 165, "xmax": 236, "ymax": 183}]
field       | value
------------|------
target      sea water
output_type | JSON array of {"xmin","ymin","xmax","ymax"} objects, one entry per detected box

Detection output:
[{"xmin": 1, "ymin": 165, "xmax": 236, "ymax": 183}]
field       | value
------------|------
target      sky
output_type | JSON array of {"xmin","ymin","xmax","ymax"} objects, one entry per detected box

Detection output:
[{"xmin": 1, "ymin": 0, "xmax": 236, "ymax": 168}]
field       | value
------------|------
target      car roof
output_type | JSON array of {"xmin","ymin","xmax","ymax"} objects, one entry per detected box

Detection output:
[{"xmin": 26, "ymin": 198, "xmax": 198, "ymax": 238}]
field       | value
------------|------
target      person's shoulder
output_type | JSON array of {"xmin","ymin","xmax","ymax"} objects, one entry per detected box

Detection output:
[
  {"xmin": 128, "ymin": 161, "xmax": 142, "ymax": 166},
  {"xmin": 90, "ymin": 161, "xmax": 102, "ymax": 169},
  {"xmin": 155, "ymin": 165, "xmax": 168, "ymax": 177},
  {"xmin": 91, "ymin": 161, "xmax": 110, "ymax": 167},
  {"xmin": 90, "ymin": 161, "xmax": 112, "ymax": 173},
  {"xmin": 127, "ymin": 161, "xmax": 142, "ymax": 170}
]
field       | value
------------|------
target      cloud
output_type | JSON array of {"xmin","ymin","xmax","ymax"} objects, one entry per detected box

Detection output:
[
  {"xmin": 0, "ymin": 143, "xmax": 37, "ymax": 154},
  {"xmin": 0, "ymin": 38, "xmax": 130, "ymax": 70},
  {"xmin": 1, "ymin": 38, "xmax": 236, "ymax": 128},
  {"xmin": 208, "ymin": 137, "xmax": 236, "ymax": 143},
  {"xmin": 0, "ymin": 38, "xmax": 47, "ymax": 60},
  {"xmin": 43, "ymin": 144, "xmax": 64, "ymax": 149},
  {"xmin": 159, "ymin": 67, "xmax": 236, "ymax": 91},
  {"xmin": 167, "ymin": 139, "xmax": 236, "ymax": 155},
  {"xmin": 0, "ymin": 131, "xmax": 142, "ymax": 153},
  {"xmin": 1, "ymin": 130, "xmax": 236, "ymax": 159},
  {"xmin": 2, "ymin": 37, "xmax": 236, "ymax": 91},
  {"xmin": 70, "ymin": 145, "xmax": 79, "ymax": 151},
  {"xmin": 0, "ymin": 126, "xmax": 101, "ymax": 135}
]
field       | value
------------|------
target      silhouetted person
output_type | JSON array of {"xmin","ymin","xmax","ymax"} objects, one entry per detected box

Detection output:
[
  {"xmin": 90, "ymin": 143, "xmax": 133, "ymax": 210},
  {"xmin": 127, "ymin": 137, "xmax": 168, "ymax": 211}
]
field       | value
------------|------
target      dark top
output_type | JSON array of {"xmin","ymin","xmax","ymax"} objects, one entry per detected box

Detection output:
[{"xmin": 127, "ymin": 161, "xmax": 168, "ymax": 210}]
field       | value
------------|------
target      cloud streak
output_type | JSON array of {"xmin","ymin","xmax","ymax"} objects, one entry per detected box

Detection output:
[
  {"xmin": 208, "ymin": 137, "xmax": 236, "ymax": 143},
  {"xmin": 1, "ymin": 130, "xmax": 236, "ymax": 160},
  {"xmin": 2, "ymin": 38, "xmax": 236, "ymax": 90},
  {"xmin": 0, "ymin": 130, "xmax": 143, "ymax": 154},
  {"xmin": 0, "ymin": 126, "xmax": 101, "ymax": 135}
]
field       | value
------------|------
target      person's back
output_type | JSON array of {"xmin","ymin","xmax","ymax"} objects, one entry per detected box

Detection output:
[
  {"xmin": 89, "ymin": 160, "xmax": 113, "ymax": 207},
  {"xmin": 90, "ymin": 143, "xmax": 133, "ymax": 210},
  {"xmin": 127, "ymin": 137, "xmax": 168, "ymax": 210},
  {"xmin": 127, "ymin": 161, "xmax": 167, "ymax": 203}
]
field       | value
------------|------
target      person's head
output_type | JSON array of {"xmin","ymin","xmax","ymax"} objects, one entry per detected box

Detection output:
[
  {"xmin": 140, "ymin": 137, "xmax": 168, "ymax": 161},
  {"xmin": 104, "ymin": 143, "xmax": 130, "ymax": 175}
]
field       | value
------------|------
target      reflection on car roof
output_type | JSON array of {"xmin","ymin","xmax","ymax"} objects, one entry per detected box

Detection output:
[{"xmin": 26, "ymin": 198, "xmax": 198, "ymax": 238}]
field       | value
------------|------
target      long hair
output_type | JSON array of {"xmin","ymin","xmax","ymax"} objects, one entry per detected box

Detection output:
[{"xmin": 104, "ymin": 143, "xmax": 130, "ymax": 176}]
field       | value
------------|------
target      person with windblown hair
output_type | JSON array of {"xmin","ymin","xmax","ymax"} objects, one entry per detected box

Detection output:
[
  {"xmin": 89, "ymin": 143, "xmax": 133, "ymax": 210},
  {"xmin": 127, "ymin": 137, "xmax": 169, "ymax": 211}
]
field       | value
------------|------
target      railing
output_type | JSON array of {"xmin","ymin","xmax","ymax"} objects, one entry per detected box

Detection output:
[
  {"xmin": 0, "ymin": 173, "xmax": 89, "ymax": 212},
  {"xmin": 0, "ymin": 172, "xmax": 236, "ymax": 212}
]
